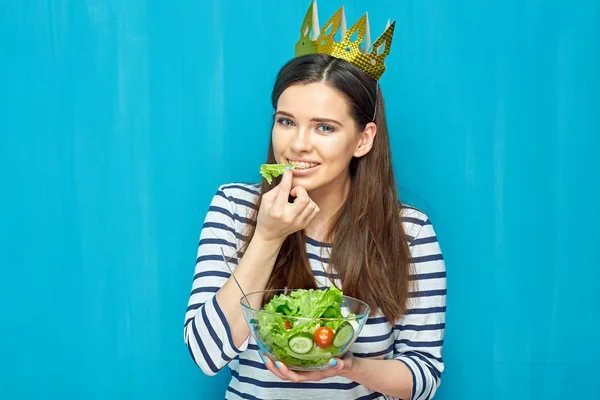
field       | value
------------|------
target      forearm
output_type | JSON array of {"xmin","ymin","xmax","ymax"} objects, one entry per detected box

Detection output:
[
  {"xmin": 215, "ymin": 234, "xmax": 283, "ymax": 348},
  {"xmin": 342, "ymin": 357, "xmax": 413, "ymax": 400}
]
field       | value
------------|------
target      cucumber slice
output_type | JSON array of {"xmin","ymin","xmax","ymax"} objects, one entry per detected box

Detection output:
[
  {"xmin": 288, "ymin": 332, "xmax": 314, "ymax": 354},
  {"xmin": 332, "ymin": 321, "xmax": 355, "ymax": 348}
]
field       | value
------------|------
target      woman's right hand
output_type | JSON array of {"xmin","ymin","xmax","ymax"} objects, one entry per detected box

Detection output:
[{"xmin": 255, "ymin": 169, "xmax": 320, "ymax": 243}]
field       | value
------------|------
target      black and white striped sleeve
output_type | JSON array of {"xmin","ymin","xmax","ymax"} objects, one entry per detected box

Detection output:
[
  {"xmin": 394, "ymin": 217, "xmax": 446, "ymax": 400},
  {"xmin": 183, "ymin": 185, "xmax": 249, "ymax": 375}
]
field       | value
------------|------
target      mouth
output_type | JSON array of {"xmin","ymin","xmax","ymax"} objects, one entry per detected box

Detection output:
[
  {"xmin": 287, "ymin": 159, "xmax": 320, "ymax": 175},
  {"xmin": 287, "ymin": 159, "xmax": 321, "ymax": 170}
]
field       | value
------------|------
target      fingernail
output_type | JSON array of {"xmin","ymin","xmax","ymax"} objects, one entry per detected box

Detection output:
[
  {"xmin": 285, "ymin": 166, "xmax": 292, "ymax": 171},
  {"xmin": 258, "ymin": 352, "xmax": 266, "ymax": 363},
  {"xmin": 275, "ymin": 361, "xmax": 282, "ymax": 369},
  {"xmin": 329, "ymin": 359, "xmax": 338, "ymax": 367}
]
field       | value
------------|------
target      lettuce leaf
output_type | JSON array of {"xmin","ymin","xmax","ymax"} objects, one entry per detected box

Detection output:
[
  {"xmin": 263, "ymin": 287, "xmax": 343, "ymax": 318},
  {"xmin": 259, "ymin": 163, "xmax": 294, "ymax": 184}
]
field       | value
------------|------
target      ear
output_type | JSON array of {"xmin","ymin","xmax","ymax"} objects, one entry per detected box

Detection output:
[{"xmin": 353, "ymin": 122, "xmax": 377, "ymax": 158}]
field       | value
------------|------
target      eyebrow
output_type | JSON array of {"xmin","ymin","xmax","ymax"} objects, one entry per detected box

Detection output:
[{"xmin": 275, "ymin": 111, "xmax": 342, "ymax": 126}]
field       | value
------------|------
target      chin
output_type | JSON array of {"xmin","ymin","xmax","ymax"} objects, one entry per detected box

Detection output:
[{"xmin": 291, "ymin": 177, "xmax": 318, "ymax": 192}]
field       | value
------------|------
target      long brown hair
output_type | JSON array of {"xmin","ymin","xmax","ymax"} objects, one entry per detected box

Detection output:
[{"xmin": 242, "ymin": 54, "xmax": 413, "ymax": 323}]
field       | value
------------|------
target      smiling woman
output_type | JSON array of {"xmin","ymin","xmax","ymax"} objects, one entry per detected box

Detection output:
[{"xmin": 183, "ymin": 2, "xmax": 446, "ymax": 400}]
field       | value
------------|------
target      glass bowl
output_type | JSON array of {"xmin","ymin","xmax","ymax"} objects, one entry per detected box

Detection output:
[{"xmin": 240, "ymin": 289, "xmax": 371, "ymax": 371}]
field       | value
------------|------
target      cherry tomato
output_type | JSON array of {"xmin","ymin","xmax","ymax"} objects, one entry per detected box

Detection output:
[
  {"xmin": 313, "ymin": 327, "xmax": 334, "ymax": 348},
  {"xmin": 283, "ymin": 321, "xmax": 292, "ymax": 330}
]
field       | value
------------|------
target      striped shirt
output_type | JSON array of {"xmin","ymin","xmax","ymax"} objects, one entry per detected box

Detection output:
[{"xmin": 184, "ymin": 183, "xmax": 446, "ymax": 400}]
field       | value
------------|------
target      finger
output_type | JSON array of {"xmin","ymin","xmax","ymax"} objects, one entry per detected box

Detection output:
[
  {"xmin": 273, "ymin": 362, "xmax": 307, "ymax": 382},
  {"xmin": 290, "ymin": 186, "xmax": 311, "ymax": 213},
  {"xmin": 262, "ymin": 184, "xmax": 280, "ymax": 202},
  {"xmin": 289, "ymin": 184, "xmax": 305, "ymax": 198},
  {"xmin": 263, "ymin": 357, "xmax": 288, "ymax": 380},
  {"xmin": 298, "ymin": 199, "xmax": 317, "ymax": 221},
  {"xmin": 330, "ymin": 356, "xmax": 352, "ymax": 374},
  {"xmin": 304, "ymin": 201, "xmax": 320, "ymax": 223},
  {"xmin": 275, "ymin": 169, "xmax": 293, "ymax": 205},
  {"xmin": 328, "ymin": 358, "xmax": 342, "ymax": 370}
]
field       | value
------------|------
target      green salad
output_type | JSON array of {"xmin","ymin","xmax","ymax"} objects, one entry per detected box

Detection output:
[
  {"xmin": 254, "ymin": 287, "xmax": 356, "ymax": 366},
  {"xmin": 259, "ymin": 163, "xmax": 295, "ymax": 184}
]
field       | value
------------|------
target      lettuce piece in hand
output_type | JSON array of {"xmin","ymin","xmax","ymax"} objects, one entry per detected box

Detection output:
[{"xmin": 260, "ymin": 163, "xmax": 294, "ymax": 184}]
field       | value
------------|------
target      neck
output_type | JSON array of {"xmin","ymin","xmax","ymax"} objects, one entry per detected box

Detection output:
[{"xmin": 305, "ymin": 174, "xmax": 352, "ymax": 242}]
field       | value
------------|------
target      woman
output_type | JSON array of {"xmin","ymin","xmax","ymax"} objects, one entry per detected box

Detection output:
[{"xmin": 183, "ymin": 51, "xmax": 446, "ymax": 400}]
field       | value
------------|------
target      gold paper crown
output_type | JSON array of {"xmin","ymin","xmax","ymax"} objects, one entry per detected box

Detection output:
[{"xmin": 294, "ymin": 0, "xmax": 395, "ymax": 81}]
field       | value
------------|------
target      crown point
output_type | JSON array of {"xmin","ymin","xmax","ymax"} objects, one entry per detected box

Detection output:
[
  {"xmin": 362, "ymin": 12, "xmax": 371, "ymax": 53},
  {"xmin": 311, "ymin": 0, "xmax": 320, "ymax": 38},
  {"xmin": 295, "ymin": 1, "xmax": 395, "ymax": 80},
  {"xmin": 339, "ymin": 7, "xmax": 347, "ymax": 38}
]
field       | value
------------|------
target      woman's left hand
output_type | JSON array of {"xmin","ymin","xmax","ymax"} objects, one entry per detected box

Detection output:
[{"xmin": 261, "ymin": 352, "xmax": 354, "ymax": 382}]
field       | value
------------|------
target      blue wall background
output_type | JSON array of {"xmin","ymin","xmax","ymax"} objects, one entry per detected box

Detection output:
[{"xmin": 1, "ymin": 0, "xmax": 598, "ymax": 399}]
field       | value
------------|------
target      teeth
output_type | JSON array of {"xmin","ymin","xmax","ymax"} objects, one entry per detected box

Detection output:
[{"xmin": 290, "ymin": 161, "xmax": 319, "ymax": 169}]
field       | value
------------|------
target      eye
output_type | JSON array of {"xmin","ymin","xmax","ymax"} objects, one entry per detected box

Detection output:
[
  {"xmin": 317, "ymin": 124, "xmax": 335, "ymax": 133},
  {"xmin": 277, "ymin": 117, "xmax": 295, "ymax": 127}
]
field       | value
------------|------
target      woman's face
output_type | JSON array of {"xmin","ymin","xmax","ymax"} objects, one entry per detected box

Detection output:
[{"xmin": 272, "ymin": 82, "xmax": 374, "ymax": 194}]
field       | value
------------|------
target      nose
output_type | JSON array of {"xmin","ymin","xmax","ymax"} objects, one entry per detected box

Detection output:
[{"xmin": 289, "ymin": 126, "xmax": 313, "ymax": 153}]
